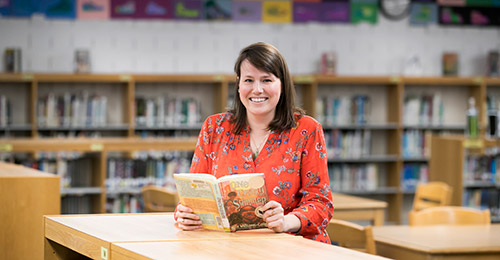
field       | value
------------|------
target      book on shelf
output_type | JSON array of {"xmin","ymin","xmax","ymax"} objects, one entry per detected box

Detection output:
[{"xmin": 174, "ymin": 173, "xmax": 269, "ymax": 232}]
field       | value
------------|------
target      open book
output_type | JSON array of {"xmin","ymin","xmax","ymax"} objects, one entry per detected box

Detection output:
[{"xmin": 173, "ymin": 173, "xmax": 269, "ymax": 232}]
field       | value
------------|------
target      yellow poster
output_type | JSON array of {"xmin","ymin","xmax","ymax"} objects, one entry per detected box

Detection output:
[{"xmin": 262, "ymin": 1, "xmax": 292, "ymax": 24}]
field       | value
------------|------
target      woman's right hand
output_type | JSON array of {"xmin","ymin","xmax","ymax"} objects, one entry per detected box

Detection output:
[{"xmin": 175, "ymin": 204, "xmax": 203, "ymax": 231}]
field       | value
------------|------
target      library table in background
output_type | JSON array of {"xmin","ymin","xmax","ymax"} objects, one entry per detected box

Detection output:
[
  {"xmin": 373, "ymin": 224, "xmax": 500, "ymax": 260},
  {"xmin": 333, "ymin": 192, "xmax": 387, "ymax": 226}
]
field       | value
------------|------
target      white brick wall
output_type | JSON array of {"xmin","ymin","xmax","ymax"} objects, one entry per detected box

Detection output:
[{"xmin": 0, "ymin": 14, "xmax": 499, "ymax": 76}]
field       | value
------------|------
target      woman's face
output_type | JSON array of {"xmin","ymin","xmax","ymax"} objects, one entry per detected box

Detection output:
[{"xmin": 238, "ymin": 59, "xmax": 281, "ymax": 120}]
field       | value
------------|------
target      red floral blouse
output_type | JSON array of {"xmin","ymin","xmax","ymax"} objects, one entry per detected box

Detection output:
[{"xmin": 190, "ymin": 112, "xmax": 334, "ymax": 243}]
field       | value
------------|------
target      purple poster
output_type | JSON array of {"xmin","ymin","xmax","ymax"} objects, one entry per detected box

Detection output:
[
  {"xmin": 140, "ymin": 0, "xmax": 173, "ymax": 19},
  {"xmin": 293, "ymin": 2, "xmax": 319, "ymax": 23},
  {"xmin": 173, "ymin": 0, "xmax": 202, "ymax": 20},
  {"xmin": 319, "ymin": 2, "xmax": 349, "ymax": 23},
  {"xmin": 111, "ymin": 0, "xmax": 139, "ymax": 19},
  {"xmin": 232, "ymin": 0, "xmax": 261, "ymax": 22}
]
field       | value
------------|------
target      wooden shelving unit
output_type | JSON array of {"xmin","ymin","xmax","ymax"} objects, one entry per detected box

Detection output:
[
  {"xmin": 429, "ymin": 135, "xmax": 499, "ymax": 222},
  {"xmin": 1, "ymin": 73, "xmax": 499, "ymax": 223}
]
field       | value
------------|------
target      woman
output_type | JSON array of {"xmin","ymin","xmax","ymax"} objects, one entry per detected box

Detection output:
[{"xmin": 175, "ymin": 42, "xmax": 333, "ymax": 243}]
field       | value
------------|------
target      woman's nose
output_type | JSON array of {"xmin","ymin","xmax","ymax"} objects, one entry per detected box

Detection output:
[{"xmin": 253, "ymin": 82, "xmax": 263, "ymax": 93}]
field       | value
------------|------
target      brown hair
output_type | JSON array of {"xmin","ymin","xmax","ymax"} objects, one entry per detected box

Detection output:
[{"xmin": 229, "ymin": 42, "xmax": 304, "ymax": 134}]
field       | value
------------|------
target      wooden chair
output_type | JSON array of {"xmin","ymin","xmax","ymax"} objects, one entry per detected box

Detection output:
[
  {"xmin": 412, "ymin": 181, "xmax": 453, "ymax": 211},
  {"xmin": 326, "ymin": 219, "xmax": 376, "ymax": 255},
  {"xmin": 141, "ymin": 185, "xmax": 178, "ymax": 212},
  {"xmin": 409, "ymin": 206, "xmax": 491, "ymax": 226}
]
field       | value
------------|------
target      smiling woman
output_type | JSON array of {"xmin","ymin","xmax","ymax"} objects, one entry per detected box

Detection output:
[{"xmin": 174, "ymin": 42, "xmax": 334, "ymax": 244}]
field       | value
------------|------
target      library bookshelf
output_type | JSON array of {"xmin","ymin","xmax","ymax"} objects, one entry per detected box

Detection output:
[
  {"xmin": 429, "ymin": 135, "xmax": 500, "ymax": 223},
  {"xmin": 0, "ymin": 73, "xmax": 496, "ymax": 224}
]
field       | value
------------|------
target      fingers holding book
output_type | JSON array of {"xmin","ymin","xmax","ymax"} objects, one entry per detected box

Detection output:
[
  {"xmin": 175, "ymin": 204, "xmax": 203, "ymax": 231},
  {"xmin": 262, "ymin": 201, "xmax": 285, "ymax": 233}
]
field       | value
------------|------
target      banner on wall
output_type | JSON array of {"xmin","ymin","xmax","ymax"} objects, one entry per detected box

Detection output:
[
  {"xmin": 350, "ymin": 0, "xmax": 378, "ymax": 24},
  {"xmin": 204, "ymin": 0, "xmax": 231, "ymax": 20},
  {"xmin": 173, "ymin": 0, "xmax": 202, "ymax": 20},
  {"xmin": 439, "ymin": 6, "xmax": 500, "ymax": 26},
  {"xmin": 262, "ymin": 0, "xmax": 292, "ymax": 24},
  {"xmin": 77, "ymin": 0, "xmax": 110, "ymax": 19},
  {"xmin": 232, "ymin": 0, "xmax": 262, "ymax": 22},
  {"xmin": 409, "ymin": 2, "xmax": 438, "ymax": 25},
  {"xmin": 40, "ymin": 0, "xmax": 76, "ymax": 19}
]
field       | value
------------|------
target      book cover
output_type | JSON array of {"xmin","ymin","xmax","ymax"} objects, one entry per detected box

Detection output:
[
  {"xmin": 442, "ymin": 52, "xmax": 458, "ymax": 76},
  {"xmin": 174, "ymin": 173, "xmax": 269, "ymax": 232},
  {"xmin": 218, "ymin": 173, "xmax": 268, "ymax": 232}
]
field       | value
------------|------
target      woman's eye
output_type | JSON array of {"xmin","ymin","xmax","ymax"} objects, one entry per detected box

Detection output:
[
  {"xmin": 244, "ymin": 79, "xmax": 253, "ymax": 83},
  {"xmin": 263, "ymin": 79, "xmax": 272, "ymax": 83}
]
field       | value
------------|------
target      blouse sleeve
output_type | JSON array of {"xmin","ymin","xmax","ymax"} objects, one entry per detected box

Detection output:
[
  {"xmin": 289, "ymin": 122, "xmax": 334, "ymax": 240},
  {"xmin": 189, "ymin": 116, "xmax": 212, "ymax": 174}
]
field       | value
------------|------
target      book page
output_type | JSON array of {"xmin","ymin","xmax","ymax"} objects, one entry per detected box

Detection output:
[{"xmin": 174, "ymin": 174, "xmax": 225, "ymax": 231}]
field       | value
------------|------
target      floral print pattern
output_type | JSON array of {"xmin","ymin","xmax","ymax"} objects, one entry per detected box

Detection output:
[{"xmin": 190, "ymin": 112, "xmax": 334, "ymax": 243}]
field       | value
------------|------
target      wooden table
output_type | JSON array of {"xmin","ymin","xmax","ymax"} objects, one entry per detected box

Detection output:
[
  {"xmin": 44, "ymin": 213, "xmax": 390, "ymax": 260},
  {"xmin": 373, "ymin": 224, "xmax": 500, "ymax": 260},
  {"xmin": 112, "ymin": 237, "xmax": 391, "ymax": 260},
  {"xmin": 333, "ymin": 193, "xmax": 387, "ymax": 226}
]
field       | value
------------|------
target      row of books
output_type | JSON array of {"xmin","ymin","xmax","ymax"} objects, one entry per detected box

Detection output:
[
  {"xmin": 0, "ymin": 95, "xmax": 12, "ymax": 126},
  {"xmin": 20, "ymin": 156, "xmax": 94, "ymax": 188},
  {"xmin": 329, "ymin": 163, "xmax": 379, "ymax": 192},
  {"xmin": 402, "ymin": 130, "xmax": 431, "ymax": 158},
  {"xmin": 324, "ymin": 129, "xmax": 371, "ymax": 159},
  {"xmin": 401, "ymin": 164, "xmax": 429, "ymax": 191},
  {"xmin": 106, "ymin": 156, "xmax": 191, "ymax": 191},
  {"xmin": 464, "ymin": 155, "xmax": 499, "ymax": 185},
  {"xmin": 61, "ymin": 195, "xmax": 93, "ymax": 214},
  {"xmin": 135, "ymin": 97, "xmax": 201, "ymax": 127},
  {"xmin": 316, "ymin": 95, "xmax": 370, "ymax": 126},
  {"xmin": 404, "ymin": 94, "xmax": 444, "ymax": 126},
  {"xmin": 463, "ymin": 189, "xmax": 500, "ymax": 219},
  {"xmin": 38, "ymin": 92, "xmax": 108, "ymax": 127},
  {"xmin": 106, "ymin": 194, "xmax": 142, "ymax": 214}
]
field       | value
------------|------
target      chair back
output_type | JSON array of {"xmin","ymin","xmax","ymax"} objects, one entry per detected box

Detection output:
[
  {"xmin": 326, "ymin": 219, "xmax": 376, "ymax": 255},
  {"xmin": 412, "ymin": 181, "xmax": 452, "ymax": 211},
  {"xmin": 141, "ymin": 185, "xmax": 178, "ymax": 212},
  {"xmin": 409, "ymin": 206, "xmax": 491, "ymax": 226}
]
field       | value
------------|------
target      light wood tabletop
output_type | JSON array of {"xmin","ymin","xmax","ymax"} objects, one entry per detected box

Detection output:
[
  {"xmin": 373, "ymin": 224, "xmax": 500, "ymax": 260},
  {"xmin": 333, "ymin": 193, "xmax": 387, "ymax": 226},
  {"xmin": 44, "ymin": 213, "xmax": 294, "ymax": 260},
  {"xmin": 111, "ymin": 237, "xmax": 392, "ymax": 260}
]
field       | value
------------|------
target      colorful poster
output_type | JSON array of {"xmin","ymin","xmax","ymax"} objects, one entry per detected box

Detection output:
[
  {"xmin": 111, "ymin": 0, "xmax": 139, "ymax": 18},
  {"xmin": 140, "ymin": 0, "xmax": 173, "ymax": 19},
  {"xmin": 173, "ymin": 0, "xmax": 202, "ymax": 20},
  {"xmin": 409, "ymin": 2, "xmax": 438, "ymax": 25},
  {"xmin": 439, "ymin": 6, "xmax": 465, "ymax": 24},
  {"xmin": 77, "ymin": 0, "xmax": 110, "ymax": 19},
  {"xmin": 40, "ymin": 0, "xmax": 76, "ymax": 19},
  {"xmin": 12, "ymin": 0, "xmax": 40, "ymax": 17},
  {"xmin": 262, "ymin": 1, "xmax": 292, "ymax": 23},
  {"xmin": 293, "ymin": 2, "xmax": 319, "ymax": 23},
  {"xmin": 466, "ymin": 0, "xmax": 493, "ymax": 6},
  {"xmin": 0, "ymin": 0, "xmax": 10, "ymax": 16},
  {"xmin": 350, "ymin": 0, "xmax": 378, "ymax": 24},
  {"xmin": 203, "ymin": 0, "xmax": 231, "ymax": 20},
  {"xmin": 319, "ymin": 1, "xmax": 349, "ymax": 23},
  {"xmin": 232, "ymin": 0, "xmax": 262, "ymax": 22},
  {"xmin": 437, "ymin": 0, "xmax": 466, "ymax": 6}
]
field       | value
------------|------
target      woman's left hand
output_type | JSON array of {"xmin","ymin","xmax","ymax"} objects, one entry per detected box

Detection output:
[
  {"xmin": 262, "ymin": 201, "xmax": 302, "ymax": 233},
  {"xmin": 262, "ymin": 201, "xmax": 285, "ymax": 232}
]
